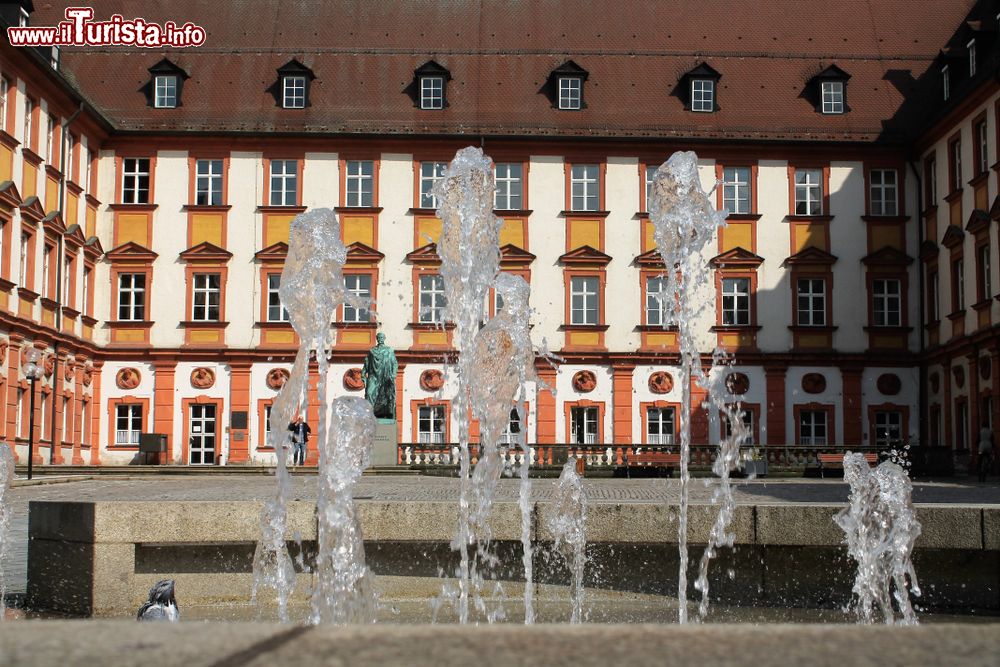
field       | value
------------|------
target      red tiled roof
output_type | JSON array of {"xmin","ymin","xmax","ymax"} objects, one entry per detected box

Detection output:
[{"xmin": 31, "ymin": 0, "xmax": 979, "ymax": 143}]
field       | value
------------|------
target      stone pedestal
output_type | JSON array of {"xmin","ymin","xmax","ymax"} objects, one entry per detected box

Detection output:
[{"xmin": 373, "ymin": 419, "xmax": 398, "ymax": 466}]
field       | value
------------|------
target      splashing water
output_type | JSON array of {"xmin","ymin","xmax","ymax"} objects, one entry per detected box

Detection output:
[
  {"xmin": 547, "ymin": 459, "xmax": 588, "ymax": 623},
  {"xmin": 647, "ymin": 152, "xmax": 741, "ymax": 623},
  {"xmin": 0, "ymin": 446, "xmax": 12, "ymax": 620},
  {"xmin": 310, "ymin": 397, "xmax": 378, "ymax": 624},
  {"xmin": 835, "ymin": 453, "xmax": 922, "ymax": 625},
  {"xmin": 252, "ymin": 208, "xmax": 354, "ymax": 621},
  {"xmin": 432, "ymin": 147, "xmax": 504, "ymax": 624}
]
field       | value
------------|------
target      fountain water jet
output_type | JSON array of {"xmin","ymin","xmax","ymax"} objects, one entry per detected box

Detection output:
[
  {"xmin": 547, "ymin": 458, "xmax": 588, "ymax": 623},
  {"xmin": 0, "ymin": 446, "xmax": 12, "ymax": 620}
]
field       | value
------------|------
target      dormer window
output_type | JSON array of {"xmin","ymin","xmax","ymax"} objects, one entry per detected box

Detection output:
[
  {"xmin": 411, "ymin": 60, "xmax": 451, "ymax": 110},
  {"xmin": 544, "ymin": 60, "xmax": 588, "ymax": 110},
  {"xmin": 18, "ymin": 6, "xmax": 28, "ymax": 27},
  {"xmin": 821, "ymin": 81, "xmax": 844, "ymax": 114},
  {"xmin": 679, "ymin": 63, "xmax": 721, "ymax": 113},
  {"xmin": 282, "ymin": 76, "xmax": 306, "ymax": 109},
  {"xmin": 942, "ymin": 65, "xmax": 951, "ymax": 100},
  {"xmin": 154, "ymin": 75, "xmax": 177, "ymax": 108},
  {"xmin": 420, "ymin": 76, "xmax": 444, "ymax": 109},
  {"xmin": 144, "ymin": 58, "xmax": 188, "ymax": 109},
  {"xmin": 808, "ymin": 64, "xmax": 850, "ymax": 115},
  {"xmin": 273, "ymin": 59, "xmax": 315, "ymax": 110},
  {"xmin": 690, "ymin": 79, "xmax": 715, "ymax": 112},
  {"xmin": 49, "ymin": 46, "xmax": 59, "ymax": 70},
  {"xmin": 968, "ymin": 39, "xmax": 977, "ymax": 76},
  {"xmin": 559, "ymin": 77, "xmax": 582, "ymax": 110}
]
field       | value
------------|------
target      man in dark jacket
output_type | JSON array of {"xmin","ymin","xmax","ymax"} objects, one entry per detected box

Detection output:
[{"xmin": 287, "ymin": 416, "xmax": 311, "ymax": 466}]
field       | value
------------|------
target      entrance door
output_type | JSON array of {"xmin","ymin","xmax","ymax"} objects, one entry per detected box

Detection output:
[{"xmin": 189, "ymin": 404, "xmax": 217, "ymax": 465}]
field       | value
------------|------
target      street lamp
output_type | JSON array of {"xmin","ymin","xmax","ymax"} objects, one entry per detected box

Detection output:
[{"xmin": 22, "ymin": 348, "xmax": 43, "ymax": 480}]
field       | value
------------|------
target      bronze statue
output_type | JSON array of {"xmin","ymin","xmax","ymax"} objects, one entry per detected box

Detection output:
[{"xmin": 361, "ymin": 333, "xmax": 398, "ymax": 420}]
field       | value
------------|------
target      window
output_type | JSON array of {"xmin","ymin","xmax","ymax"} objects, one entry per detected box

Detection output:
[
  {"xmin": 950, "ymin": 139, "xmax": 962, "ymax": 192},
  {"xmin": 821, "ymin": 81, "xmax": 844, "ymax": 114},
  {"xmin": 980, "ymin": 244, "xmax": 992, "ymax": 301},
  {"xmin": 869, "ymin": 169, "xmax": 898, "ymax": 216},
  {"xmin": 691, "ymin": 79, "xmax": 714, "ymax": 112},
  {"xmin": 799, "ymin": 410, "xmax": 828, "ymax": 446},
  {"xmin": 499, "ymin": 408, "xmax": 521, "ymax": 445},
  {"xmin": 570, "ymin": 164, "xmax": 599, "ymax": 212},
  {"xmin": 558, "ymin": 77, "xmax": 582, "ymax": 110},
  {"xmin": 872, "ymin": 278, "xmax": 901, "ymax": 327},
  {"xmin": 154, "ymin": 75, "xmax": 177, "ymax": 108},
  {"xmin": 570, "ymin": 276, "xmax": 599, "ymax": 325},
  {"xmin": 80, "ymin": 401, "xmax": 88, "ymax": 445},
  {"xmin": 266, "ymin": 274, "xmax": 289, "ymax": 322},
  {"xmin": 18, "ymin": 232, "xmax": 29, "ymax": 285},
  {"xmin": 85, "ymin": 149, "xmax": 93, "ymax": 195},
  {"xmin": 926, "ymin": 156, "xmax": 937, "ymax": 207},
  {"xmin": 977, "ymin": 119, "xmax": 990, "ymax": 175},
  {"xmin": 645, "ymin": 165, "xmax": 657, "ymax": 210},
  {"xmin": 282, "ymin": 76, "xmax": 306, "ymax": 108},
  {"xmin": 191, "ymin": 273, "xmax": 221, "ymax": 321},
  {"xmin": 494, "ymin": 163, "xmax": 523, "ymax": 210},
  {"xmin": 956, "ymin": 402, "xmax": 968, "ymax": 449},
  {"xmin": 983, "ymin": 395, "xmax": 993, "ymax": 430},
  {"xmin": 722, "ymin": 166, "xmax": 751, "ymax": 214},
  {"xmin": 40, "ymin": 245, "xmax": 51, "ymax": 297},
  {"xmin": 645, "ymin": 275, "xmax": 667, "ymax": 326},
  {"xmin": 269, "ymin": 159, "xmax": 297, "ymax": 206},
  {"xmin": 570, "ymin": 406, "xmax": 599, "ymax": 444},
  {"xmin": 121, "ymin": 158, "xmax": 151, "ymax": 204},
  {"xmin": 345, "ymin": 160, "xmax": 374, "ymax": 207},
  {"xmin": 968, "ymin": 39, "xmax": 977, "ymax": 77},
  {"xmin": 117, "ymin": 273, "xmax": 146, "ymax": 321},
  {"xmin": 721, "ymin": 277, "xmax": 750, "ymax": 326},
  {"xmin": 796, "ymin": 278, "xmax": 826, "ymax": 326},
  {"xmin": 195, "ymin": 159, "xmax": 223, "ymax": 206},
  {"xmin": 115, "ymin": 404, "xmax": 142, "ymax": 445},
  {"xmin": 420, "ymin": 76, "xmax": 444, "ymax": 109},
  {"xmin": 942, "ymin": 65, "xmax": 950, "ymax": 101},
  {"xmin": 418, "ymin": 273, "xmax": 446, "ymax": 324},
  {"xmin": 417, "ymin": 405, "xmax": 446, "ymax": 443},
  {"xmin": 50, "ymin": 45, "xmax": 59, "ymax": 70},
  {"xmin": 419, "ymin": 161, "xmax": 447, "ymax": 208},
  {"xmin": 18, "ymin": 7, "xmax": 28, "ymax": 27},
  {"xmin": 82, "ymin": 267, "xmax": 91, "ymax": 316},
  {"xmin": 794, "ymin": 169, "xmax": 823, "ymax": 215},
  {"xmin": 23, "ymin": 97, "xmax": 32, "ymax": 148},
  {"xmin": 723, "ymin": 408, "xmax": 755, "ymax": 446},
  {"xmin": 0, "ymin": 78, "xmax": 7, "ymax": 128},
  {"xmin": 264, "ymin": 405, "xmax": 272, "ymax": 440},
  {"xmin": 929, "ymin": 270, "xmax": 939, "ymax": 322},
  {"xmin": 15, "ymin": 388, "xmax": 24, "ymax": 438},
  {"xmin": 343, "ymin": 273, "xmax": 371, "ymax": 323},
  {"xmin": 45, "ymin": 115, "xmax": 54, "ymax": 163},
  {"xmin": 873, "ymin": 411, "xmax": 903, "ymax": 448},
  {"xmin": 39, "ymin": 392, "xmax": 47, "ymax": 440},
  {"xmin": 62, "ymin": 257, "xmax": 71, "ymax": 304},
  {"xmin": 61, "ymin": 396, "xmax": 70, "ymax": 443},
  {"xmin": 954, "ymin": 258, "xmax": 965, "ymax": 311},
  {"xmin": 646, "ymin": 407, "xmax": 675, "ymax": 445}
]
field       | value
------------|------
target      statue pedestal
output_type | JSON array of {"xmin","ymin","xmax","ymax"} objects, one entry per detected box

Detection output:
[{"xmin": 373, "ymin": 419, "xmax": 398, "ymax": 466}]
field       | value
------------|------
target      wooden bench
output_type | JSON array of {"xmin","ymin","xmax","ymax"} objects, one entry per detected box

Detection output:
[
  {"xmin": 817, "ymin": 452, "xmax": 877, "ymax": 478},
  {"xmin": 626, "ymin": 451, "xmax": 681, "ymax": 477}
]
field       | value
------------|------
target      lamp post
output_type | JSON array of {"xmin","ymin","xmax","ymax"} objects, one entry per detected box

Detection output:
[{"xmin": 22, "ymin": 348, "xmax": 42, "ymax": 481}]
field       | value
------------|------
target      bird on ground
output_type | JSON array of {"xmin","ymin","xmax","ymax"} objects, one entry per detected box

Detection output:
[{"xmin": 137, "ymin": 579, "xmax": 179, "ymax": 621}]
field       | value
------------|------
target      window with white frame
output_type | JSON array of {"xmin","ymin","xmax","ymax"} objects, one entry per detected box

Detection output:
[
  {"xmin": 952, "ymin": 139, "xmax": 963, "ymax": 191},
  {"xmin": 61, "ymin": 396, "xmax": 70, "ymax": 443},
  {"xmin": 645, "ymin": 165, "xmax": 657, "ymax": 210},
  {"xmin": 15, "ymin": 388, "xmax": 24, "ymax": 438},
  {"xmin": 570, "ymin": 406, "xmax": 599, "ymax": 444},
  {"xmin": 499, "ymin": 408, "xmax": 521, "ymax": 445},
  {"xmin": 799, "ymin": 410, "xmax": 828, "ymax": 446},
  {"xmin": 419, "ymin": 76, "xmax": 444, "ymax": 109},
  {"xmin": 570, "ymin": 275, "xmax": 599, "ymax": 325},
  {"xmin": 872, "ymin": 278, "xmax": 901, "ymax": 327},
  {"xmin": 929, "ymin": 270, "xmax": 939, "ymax": 322},
  {"xmin": 282, "ymin": 76, "xmax": 306, "ymax": 108},
  {"xmin": 645, "ymin": 275, "xmax": 667, "ymax": 326},
  {"xmin": 267, "ymin": 274, "xmax": 289, "ymax": 322},
  {"xmin": 968, "ymin": 39, "xmax": 977, "ymax": 77},
  {"xmin": 494, "ymin": 163, "xmax": 523, "ymax": 210},
  {"xmin": 980, "ymin": 244, "xmax": 992, "ymax": 301},
  {"xmin": 345, "ymin": 160, "xmax": 374, "ymax": 207},
  {"xmin": 691, "ymin": 79, "xmax": 714, "ymax": 112},
  {"xmin": 794, "ymin": 169, "xmax": 823, "ymax": 215},
  {"xmin": 195, "ymin": 159, "xmax": 223, "ymax": 206},
  {"xmin": 418, "ymin": 405, "xmax": 446, "ymax": 443},
  {"xmin": 646, "ymin": 406, "xmax": 675, "ymax": 445},
  {"xmin": 0, "ymin": 78, "xmax": 7, "ymax": 126},
  {"xmin": 121, "ymin": 158, "xmax": 151, "ymax": 204},
  {"xmin": 115, "ymin": 404, "xmax": 142, "ymax": 445},
  {"xmin": 45, "ymin": 115, "xmax": 54, "ymax": 163},
  {"xmin": 39, "ymin": 392, "xmax": 47, "ymax": 440},
  {"xmin": 82, "ymin": 267, "xmax": 91, "ymax": 316},
  {"xmin": 942, "ymin": 65, "xmax": 950, "ymax": 101},
  {"xmin": 62, "ymin": 256, "xmax": 71, "ymax": 304},
  {"xmin": 117, "ymin": 273, "xmax": 146, "ymax": 321},
  {"xmin": 23, "ymin": 97, "xmax": 32, "ymax": 147},
  {"xmin": 269, "ymin": 159, "xmax": 297, "ymax": 206},
  {"xmin": 570, "ymin": 164, "xmax": 599, "ymax": 211},
  {"xmin": 558, "ymin": 77, "xmax": 582, "ymax": 109},
  {"xmin": 18, "ymin": 7, "xmax": 28, "ymax": 27},
  {"xmin": 80, "ymin": 401, "xmax": 88, "ymax": 445},
  {"xmin": 191, "ymin": 273, "xmax": 221, "ymax": 321},
  {"xmin": 796, "ymin": 278, "xmax": 826, "ymax": 326},
  {"xmin": 40, "ymin": 245, "xmax": 50, "ymax": 297},
  {"xmin": 50, "ymin": 45, "xmax": 59, "ymax": 70},
  {"xmin": 723, "ymin": 408, "xmax": 755, "ymax": 446},
  {"xmin": 874, "ymin": 410, "xmax": 903, "ymax": 448},
  {"xmin": 18, "ymin": 233, "xmax": 28, "ymax": 285},
  {"xmin": 721, "ymin": 277, "xmax": 750, "ymax": 326},
  {"xmin": 154, "ymin": 75, "xmax": 177, "ymax": 108},
  {"xmin": 419, "ymin": 161, "xmax": 447, "ymax": 208},
  {"xmin": 927, "ymin": 156, "xmax": 937, "ymax": 204},
  {"xmin": 418, "ymin": 273, "xmax": 446, "ymax": 324},
  {"xmin": 821, "ymin": 81, "xmax": 844, "ymax": 114},
  {"xmin": 869, "ymin": 168, "xmax": 898, "ymax": 216},
  {"xmin": 343, "ymin": 273, "xmax": 371, "ymax": 323},
  {"xmin": 85, "ymin": 149, "xmax": 93, "ymax": 194},
  {"xmin": 978, "ymin": 120, "xmax": 989, "ymax": 175},
  {"xmin": 722, "ymin": 166, "xmax": 751, "ymax": 214},
  {"xmin": 954, "ymin": 258, "xmax": 965, "ymax": 311}
]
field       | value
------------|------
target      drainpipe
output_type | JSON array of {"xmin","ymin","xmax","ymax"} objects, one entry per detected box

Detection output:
[{"xmin": 909, "ymin": 159, "xmax": 927, "ymax": 455}]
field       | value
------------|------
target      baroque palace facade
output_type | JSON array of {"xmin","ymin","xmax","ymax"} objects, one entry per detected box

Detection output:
[{"xmin": 0, "ymin": 0, "xmax": 994, "ymax": 467}]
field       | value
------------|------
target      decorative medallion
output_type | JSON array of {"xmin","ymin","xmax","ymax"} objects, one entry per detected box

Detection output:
[
  {"xmin": 876, "ymin": 373, "xmax": 901, "ymax": 396},
  {"xmin": 726, "ymin": 372, "xmax": 750, "ymax": 395},
  {"xmin": 190, "ymin": 367, "xmax": 216, "ymax": 389},
  {"xmin": 419, "ymin": 369, "xmax": 445, "ymax": 391},
  {"xmin": 648, "ymin": 371, "xmax": 674, "ymax": 394},
  {"xmin": 42, "ymin": 354, "xmax": 55, "ymax": 378},
  {"xmin": 929, "ymin": 372, "xmax": 940, "ymax": 394},
  {"xmin": 116, "ymin": 367, "xmax": 141, "ymax": 390},
  {"xmin": 801, "ymin": 373, "xmax": 826, "ymax": 394},
  {"xmin": 572, "ymin": 370, "xmax": 597, "ymax": 393},
  {"xmin": 266, "ymin": 367, "xmax": 290, "ymax": 391},
  {"xmin": 953, "ymin": 365, "xmax": 965, "ymax": 389},
  {"xmin": 82, "ymin": 365, "xmax": 93, "ymax": 388},
  {"xmin": 980, "ymin": 357, "xmax": 992, "ymax": 381},
  {"xmin": 343, "ymin": 367, "xmax": 364, "ymax": 390}
]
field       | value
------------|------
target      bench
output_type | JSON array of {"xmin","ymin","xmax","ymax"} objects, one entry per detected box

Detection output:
[
  {"xmin": 625, "ymin": 451, "xmax": 681, "ymax": 477},
  {"xmin": 817, "ymin": 452, "xmax": 877, "ymax": 478}
]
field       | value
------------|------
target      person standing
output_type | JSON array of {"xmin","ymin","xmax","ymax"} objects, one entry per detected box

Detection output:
[
  {"xmin": 978, "ymin": 421, "xmax": 994, "ymax": 483},
  {"xmin": 287, "ymin": 416, "xmax": 311, "ymax": 467}
]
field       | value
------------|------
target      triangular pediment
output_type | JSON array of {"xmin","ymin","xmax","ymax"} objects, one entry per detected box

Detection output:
[
  {"xmin": 862, "ymin": 246, "xmax": 914, "ymax": 267},
  {"xmin": 105, "ymin": 241, "xmax": 158, "ymax": 263},
  {"xmin": 346, "ymin": 241, "xmax": 385, "ymax": 262},
  {"xmin": 559, "ymin": 245, "xmax": 611, "ymax": 266},
  {"xmin": 406, "ymin": 242, "xmax": 441, "ymax": 265},
  {"xmin": 684, "ymin": 62, "xmax": 721, "ymax": 81},
  {"xmin": 41, "ymin": 211, "xmax": 66, "ymax": 235},
  {"xmin": 83, "ymin": 235, "xmax": 105, "ymax": 258},
  {"xmin": 179, "ymin": 241, "xmax": 233, "ymax": 262},
  {"xmin": 781, "ymin": 246, "xmax": 838, "ymax": 267},
  {"xmin": 414, "ymin": 59, "xmax": 452, "ymax": 80},
  {"xmin": 499, "ymin": 244, "xmax": 536, "ymax": 265},
  {"xmin": 812, "ymin": 64, "xmax": 851, "ymax": 81},
  {"xmin": 63, "ymin": 224, "xmax": 87, "ymax": 247},
  {"xmin": 966, "ymin": 208, "xmax": 990, "ymax": 234},
  {"xmin": 710, "ymin": 246, "xmax": 763, "ymax": 268},
  {"xmin": 19, "ymin": 196, "xmax": 44, "ymax": 222},
  {"xmin": 550, "ymin": 60, "xmax": 589, "ymax": 80},
  {"xmin": 254, "ymin": 241, "xmax": 288, "ymax": 262},
  {"xmin": 0, "ymin": 181, "xmax": 22, "ymax": 209},
  {"xmin": 919, "ymin": 239, "xmax": 939, "ymax": 261},
  {"xmin": 634, "ymin": 248, "xmax": 666, "ymax": 267},
  {"xmin": 277, "ymin": 58, "xmax": 315, "ymax": 80},
  {"xmin": 148, "ymin": 57, "xmax": 189, "ymax": 79},
  {"xmin": 941, "ymin": 224, "xmax": 965, "ymax": 249}
]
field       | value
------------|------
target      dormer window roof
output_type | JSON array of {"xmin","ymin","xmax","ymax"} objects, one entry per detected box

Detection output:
[
  {"xmin": 545, "ymin": 60, "xmax": 589, "ymax": 110},
  {"xmin": 144, "ymin": 58, "xmax": 189, "ymax": 109},
  {"xmin": 412, "ymin": 60, "xmax": 451, "ymax": 110},
  {"xmin": 808, "ymin": 64, "xmax": 850, "ymax": 114},
  {"xmin": 679, "ymin": 62, "xmax": 721, "ymax": 113},
  {"xmin": 275, "ymin": 59, "xmax": 315, "ymax": 109},
  {"xmin": 968, "ymin": 38, "xmax": 977, "ymax": 76}
]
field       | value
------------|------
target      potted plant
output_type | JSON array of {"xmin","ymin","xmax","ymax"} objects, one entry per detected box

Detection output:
[{"xmin": 739, "ymin": 447, "xmax": 768, "ymax": 478}]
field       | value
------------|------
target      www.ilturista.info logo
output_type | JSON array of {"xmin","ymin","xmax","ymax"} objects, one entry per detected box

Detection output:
[{"xmin": 7, "ymin": 7, "xmax": 206, "ymax": 48}]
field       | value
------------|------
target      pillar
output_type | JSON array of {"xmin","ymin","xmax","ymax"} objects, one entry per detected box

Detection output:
[
  {"xmin": 841, "ymin": 366, "xmax": 863, "ymax": 446},
  {"xmin": 535, "ymin": 365, "xmax": 557, "ymax": 445},
  {"xmin": 305, "ymin": 359, "xmax": 320, "ymax": 466},
  {"xmin": 395, "ymin": 362, "xmax": 406, "ymax": 444},
  {"xmin": 764, "ymin": 365, "xmax": 787, "ymax": 446},
  {"xmin": 50, "ymin": 355, "xmax": 65, "ymax": 465},
  {"xmin": 943, "ymin": 361, "xmax": 953, "ymax": 449},
  {"xmin": 152, "ymin": 362, "xmax": 176, "ymax": 464},
  {"xmin": 89, "ymin": 360, "xmax": 102, "ymax": 465},
  {"xmin": 5, "ymin": 334, "xmax": 22, "ymax": 463},
  {"xmin": 228, "ymin": 363, "xmax": 251, "ymax": 464},
  {"xmin": 611, "ymin": 363, "xmax": 634, "ymax": 444},
  {"xmin": 968, "ymin": 352, "xmax": 980, "ymax": 468}
]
